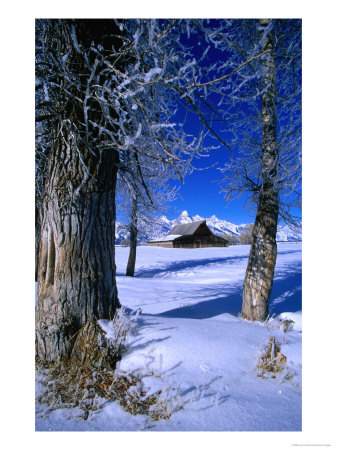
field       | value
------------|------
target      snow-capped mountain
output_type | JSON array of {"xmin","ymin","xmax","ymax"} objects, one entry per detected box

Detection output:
[
  {"xmin": 276, "ymin": 224, "xmax": 302, "ymax": 242},
  {"xmin": 116, "ymin": 210, "xmax": 302, "ymax": 243},
  {"xmin": 202, "ymin": 213, "xmax": 248, "ymax": 236}
]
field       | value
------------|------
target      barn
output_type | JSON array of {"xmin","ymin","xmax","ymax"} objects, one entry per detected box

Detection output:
[{"xmin": 147, "ymin": 220, "xmax": 229, "ymax": 248}]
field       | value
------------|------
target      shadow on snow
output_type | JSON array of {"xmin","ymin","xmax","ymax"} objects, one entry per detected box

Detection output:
[
  {"xmin": 133, "ymin": 248, "xmax": 300, "ymax": 280},
  {"xmin": 135, "ymin": 255, "xmax": 249, "ymax": 278},
  {"xmin": 152, "ymin": 263, "xmax": 302, "ymax": 320}
]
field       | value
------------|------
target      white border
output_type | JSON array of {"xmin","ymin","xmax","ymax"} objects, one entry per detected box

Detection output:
[{"xmin": 1, "ymin": 0, "xmax": 337, "ymax": 449}]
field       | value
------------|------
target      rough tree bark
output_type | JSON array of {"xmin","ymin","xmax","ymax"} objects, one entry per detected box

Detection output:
[
  {"xmin": 126, "ymin": 195, "xmax": 138, "ymax": 277},
  {"xmin": 35, "ymin": 205, "xmax": 41, "ymax": 282},
  {"xmin": 241, "ymin": 19, "xmax": 279, "ymax": 321},
  {"xmin": 35, "ymin": 136, "xmax": 120, "ymax": 361},
  {"xmin": 35, "ymin": 20, "xmax": 125, "ymax": 362}
]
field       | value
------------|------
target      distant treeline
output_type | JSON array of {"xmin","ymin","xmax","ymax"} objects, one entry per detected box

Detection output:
[{"xmin": 222, "ymin": 224, "xmax": 254, "ymax": 246}]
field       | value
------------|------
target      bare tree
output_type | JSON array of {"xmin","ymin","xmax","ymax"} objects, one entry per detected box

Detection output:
[
  {"xmin": 241, "ymin": 19, "xmax": 280, "ymax": 321},
  {"xmin": 35, "ymin": 20, "xmax": 123, "ymax": 361},
  {"xmin": 125, "ymin": 192, "xmax": 138, "ymax": 277},
  {"xmin": 117, "ymin": 176, "xmax": 179, "ymax": 276},
  {"xmin": 120, "ymin": 239, "xmax": 130, "ymax": 247},
  {"xmin": 221, "ymin": 234, "xmax": 240, "ymax": 246},
  {"xmin": 35, "ymin": 19, "xmax": 211, "ymax": 361},
  {"xmin": 208, "ymin": 19, "xmax": 302, "ymax": 321},
  {"xmin": 169, "ymin": 19, "xmax": 300, "ymax": 320},
  {"xmin": 239, "ymin": 224, "xmax": 254, "ymax": 245}
]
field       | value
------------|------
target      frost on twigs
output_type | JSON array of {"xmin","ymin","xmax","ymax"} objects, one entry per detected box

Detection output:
[
  {"xmin": 266, "ymin": 316, "xmax": 295, "ymax": 333},
  {"xmin": 36, "ymin": 307, "xmax": 180, "ymax": 422},
  {"xmin": 36, "ymin": 363, "xmax": 178, "ymax": 421},
  {"xmin": 257, "ymin": 336, "xmax": 287, "ymax": 379},
  {"xmin": 115, "ymin": 369, "xmax": 182, "ymax": 421},
  {"xmin": 279, "ymin": 318, "xmax": 295, "ymax": 333}
]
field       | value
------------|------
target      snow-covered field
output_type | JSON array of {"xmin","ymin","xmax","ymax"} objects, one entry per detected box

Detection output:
[{"xmin": 36, "ymin": 243, "xmax": 302, "ymax": 433}]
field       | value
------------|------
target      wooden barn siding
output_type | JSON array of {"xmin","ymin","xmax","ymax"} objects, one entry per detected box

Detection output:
[
  {"xmin": 174, "ymin": 235, "xmax": 228, "ymax": 248},
  {"xmin": 147, "ymin": 241, "xmax": 174, "ymax": 248},
  {"xmin": 148, "ymin": 236, "xmax": 228, "ymax": 248}
]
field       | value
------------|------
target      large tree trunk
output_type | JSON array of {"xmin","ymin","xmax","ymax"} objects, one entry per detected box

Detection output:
[
  {"xmin": 35, "ymin": 134, "xmax": 120, "ymax": 362},
  {"xmin": 126, "ymin": 195, "xmax": 138, "ymax": 277},
  {"xmin": 241, "ymin": 19, "xmax": 279, "ymax": 322},
  {"xmin": 35, "ymin": 20, "xmax": 125, "ymax": 362},
  {"xmin": 35, "ymin": 204, "xmax": 41, "ymax": 283}
]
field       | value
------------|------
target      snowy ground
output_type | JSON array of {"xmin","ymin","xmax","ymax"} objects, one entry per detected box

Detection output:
[{"xmin": 36, "ymin": 243, "xmax": 302, "ymax": 432}]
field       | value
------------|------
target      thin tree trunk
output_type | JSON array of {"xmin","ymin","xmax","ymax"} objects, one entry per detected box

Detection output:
[
  {"xmin": 241, "ymin": 19, "xmax": 279, "ymax": 322},
  {"xmin": 126, "ymin": 195, "xmax": 138, "ymax": 277},
  {"xmin": 35, "ymin": 134, "xmax": 120, "ymax": 362}
]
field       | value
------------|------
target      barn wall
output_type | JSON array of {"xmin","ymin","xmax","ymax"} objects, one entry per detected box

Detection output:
[
  {"xmin": 147, "ymin": 241, "xmax": 174, "ymax": 248},
  {"xmin": 174, "ymin": 235, "xmax": 229, "ymax": 248}
]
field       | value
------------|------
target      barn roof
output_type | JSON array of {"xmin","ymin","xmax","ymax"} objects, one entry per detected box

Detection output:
[{"xmin": 168, "ymin": 220, "xmax": 206, "ymax": 236}]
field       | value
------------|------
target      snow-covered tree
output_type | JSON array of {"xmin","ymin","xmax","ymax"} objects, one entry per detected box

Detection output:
[
  {"xmin": 35, "ymin": 20, "xmax": 123, "ymax": 361},
  {"xmin": 117, "ymin": 176, "xmax": 178, "ymax": 277},
  {"xmin": 161, "ymin": 18, "xmax": 301, "ymax": 321},
  {"xmin": 239, "ymin": 224, "xmax": 254, "ymax": 245},
  {"xmin": 202, "ymin": 19, "xmax": 302, "ymax": 321},
  {"xmin": 35, "ymin": 19, "xmax": 210, "ymax": 361}
]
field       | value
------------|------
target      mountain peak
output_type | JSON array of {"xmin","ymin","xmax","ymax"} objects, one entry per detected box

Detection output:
[
  {"xmin": 159, "ymin": 215, "xmax": 170, "ymax": 224},
  {"xmin": 179, "ymin": 210, "xmax": 189, "ymax": 217},
  {"xmin": 192, "ymin": 214, "xmax": 204, "ymax": 221},
  {"xmin": 115, "ymin": 211, "xmax": 301, "ymax": 243}
]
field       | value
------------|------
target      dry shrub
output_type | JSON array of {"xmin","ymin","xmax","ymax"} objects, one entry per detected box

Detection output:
[
  {"xmin": 116, "ymin": 370, "xmax": 175, "ymax": 421},
  {"xmin": 279, "ymin": 318, "xmax": 295, "ymax": 333},
  {"xmin": 36, "ymin": 362, "xmax": 174, "ymax": 421},
  {"xmin": 36, "ymin": 307, "xmax": 177, "ymax": 421},
  {"xmin": 257, "ymin": 336, "xmax": 287, "ymax": 379}
]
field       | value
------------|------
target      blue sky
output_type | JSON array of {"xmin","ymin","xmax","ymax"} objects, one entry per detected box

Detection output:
[
  {"xmin": 164, "ymin": 20, "xmax": 302, "ymax": 225},
  {"xmin": 167, "ymin": 142, "xmax": 302, "ymax": 225},
  {"xmin": 115, "ymin": 19, "xmax": 302, "ymax": 226},
  {"xmin": 166, "ymin": 147, "xmax": 256, "ymax": 224},
  {"xmin": 167, "ymin": 175, "xmax": 255, "ymax": 224}
]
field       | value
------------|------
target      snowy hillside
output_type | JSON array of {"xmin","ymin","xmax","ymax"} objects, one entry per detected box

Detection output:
[
  {"xmin": 116, "ymin": 210, "xmax": 302, "ymax": 243},
  {"xmin": 36, "ymin": 243, "xmax": 302, "ymax": 432},
  {"xmin": 276, "ymin": 224, "xmax": 303, "ymax": 242}
]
